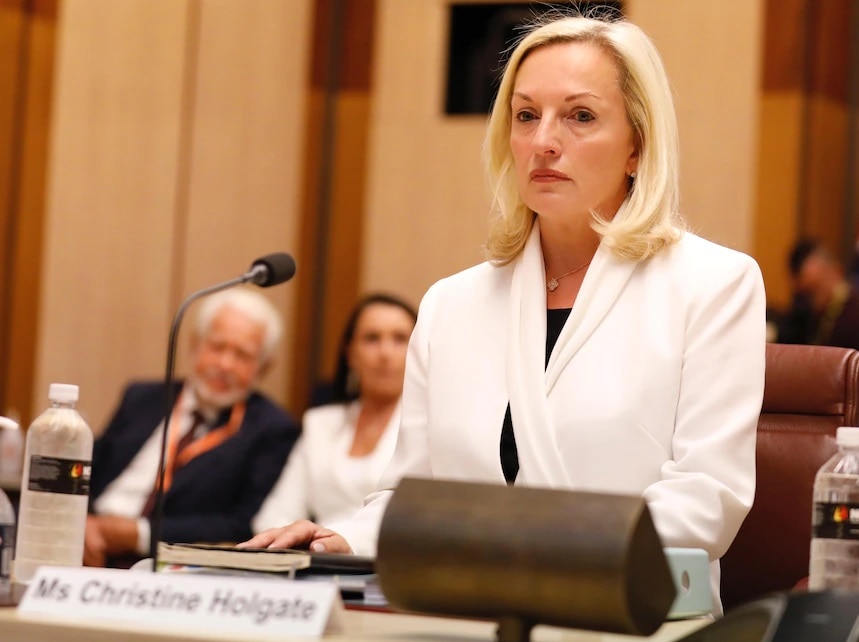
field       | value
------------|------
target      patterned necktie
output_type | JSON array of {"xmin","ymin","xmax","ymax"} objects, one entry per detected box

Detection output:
[{"xmin": 141, "ymin": 410, "xmax": 207, "ymax": 518}]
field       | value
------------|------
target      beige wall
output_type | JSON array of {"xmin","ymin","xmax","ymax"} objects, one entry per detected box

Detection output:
[
  {"xmin": 362, "ymin": 0, "xmax": 765, "ymax": 307},
  {"xmin": 35, "ymin": 0, "xmax": 311, "ymax": 430},
  {"xmin": 360, "ymin": 0, "xmax": 490, "ymax": 302},
  {"xmin": 752, "ymin": 92, "xmax": 804, "ymax": 307},
  {"xmin": 627, "ymin": 0, "xmax": 764, "ymax": 252}
]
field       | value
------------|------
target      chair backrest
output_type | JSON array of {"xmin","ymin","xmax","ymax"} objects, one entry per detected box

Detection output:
[{"xmin": 720, "ymin": 343, "xmax": 859, "ymax": 611}]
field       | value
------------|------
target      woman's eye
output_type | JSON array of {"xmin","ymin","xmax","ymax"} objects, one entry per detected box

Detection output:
[
  {"xmin": 515, "ymin": 110, "xmax": 537, "ymax": 122},
  {"xmin": 571, "ymin": 110, "xmax": 595, "ymax": 123}
]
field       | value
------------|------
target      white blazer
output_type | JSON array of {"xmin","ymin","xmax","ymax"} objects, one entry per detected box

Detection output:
[
  {"xmin": 252, "ymin": 401, "xmax": 400, "ymax": 532},
  {"xmin": 332, "ymin": 226, "xmax": 766, "ymax": 611}
]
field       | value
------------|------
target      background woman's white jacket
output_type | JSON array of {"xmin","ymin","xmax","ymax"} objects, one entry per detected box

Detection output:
[
  {"xmin": 253, "ymin": 401, "xmax": 399, "ymax": 531},
  {"xmin": 333, "ymin": 228, "xmax": 766, "ymax": 611}
]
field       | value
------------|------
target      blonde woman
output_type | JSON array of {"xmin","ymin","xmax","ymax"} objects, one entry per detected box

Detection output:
[{"xmin": 243, "ymin": 13, "xmax": 765, "ymax": 614}]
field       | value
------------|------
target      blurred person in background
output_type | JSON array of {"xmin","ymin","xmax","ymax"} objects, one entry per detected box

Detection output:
[
  {"xmin": 252, "ymin": 293, "xmax": 417, "ymax": 532},
  {"xmin": 85, "ymin": 288, "xmax": 299, "ymax": 567},
  {"xmin": 778, "ymin": 238, "xmax": 859, "ymax": 349}
]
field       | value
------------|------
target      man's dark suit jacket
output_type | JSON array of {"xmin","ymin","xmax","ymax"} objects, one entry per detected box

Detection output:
[{"xmin": 90, "ymin": 381, "xmax": 299, "ymax": 544}]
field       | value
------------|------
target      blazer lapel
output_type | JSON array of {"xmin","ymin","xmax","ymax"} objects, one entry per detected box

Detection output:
[
  {"xmin": 506, "ymin": 219, "xmax": 637, "ymax": 487},
  {"xmin": 507, "ymin": 223, "xmax": 566, "ymax": 486},
  {"xmin": 545, "ymin": 244, "xmax": 637, "ymax": 394}
]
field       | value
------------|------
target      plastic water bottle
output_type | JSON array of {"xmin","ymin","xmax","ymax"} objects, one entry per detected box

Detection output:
[
  {"xmin": 0, "ymin": 485, "xmax": 14, "ymax": 591},
  {"xmin": 809, "ymin": 426, "xmax": 859, "ymax": 589},
  {"xmin": 14, "ymin": 384, "xmax": 93, "ymax": 584}
]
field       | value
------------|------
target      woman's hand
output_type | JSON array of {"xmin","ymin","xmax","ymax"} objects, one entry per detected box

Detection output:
[{"xmin": 238, "ymin": 519, "xmax": 353, "ymax": 554}]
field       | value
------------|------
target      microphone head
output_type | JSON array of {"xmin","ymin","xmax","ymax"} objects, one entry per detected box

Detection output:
[{"xmin": 248, "ymin": 252, "xmax": 296, "ymax": 287}]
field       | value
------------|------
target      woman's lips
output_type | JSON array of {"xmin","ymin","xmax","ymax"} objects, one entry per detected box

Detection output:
[{"xmin": 530, "ymin": 168, "xmax": 570, "ymax": 182}]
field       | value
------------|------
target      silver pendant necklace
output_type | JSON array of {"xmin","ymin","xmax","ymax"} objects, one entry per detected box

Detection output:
[{"xmin": 546, "ymin": 260, "xmax": 590, "ymax": 292}]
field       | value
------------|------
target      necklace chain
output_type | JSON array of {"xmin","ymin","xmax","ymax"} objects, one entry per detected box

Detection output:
[{"xmin": 546, "ymin": 261, "xmax": 591, "ymax": 292}]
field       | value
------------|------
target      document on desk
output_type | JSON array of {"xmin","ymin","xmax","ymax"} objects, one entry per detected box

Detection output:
[
  {"xmin": 298, "ymin": 572, "xmax": 387, "ymax": 608},
  {"xmin": 295, "ymin": 551, "xmax": 381, "ymax": 607},
  {"xmin": 157, "ymin": 542, "xmax": 311, "ymax": 573},
  {"xmin": 17, "ymin": 565, "xmax": 344, "ymax": 639},
  {"xmin": 153, "ymin": 544, "xmax": 382, "ymax": 607}
]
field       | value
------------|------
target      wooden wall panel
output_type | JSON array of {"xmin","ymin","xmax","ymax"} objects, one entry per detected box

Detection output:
[
  {"xmin": 752, "ymin": 0, "xmax": 808, "ymax": 307},
  {"xmin": 34, "ymin": 0, "xmax": 313, "ymax": 429},
  {"xmin": 800, "ymin": 0, "xmax": 852, "ymax": 261},
  {"xmin": 291, "ymin": 88, "xmax": 326, "ymax": 413},
  {"xmin": 0, "ymin": 1, "xmax": 24, "ymax": 241},
  {"xmin": 179, "ymin": 0, "xmax": 311, "ymax": 410},
  {"xmin": 626, "ymin": 0, "xmax": 764, "ymax": 252},
  {"xmin": 4, "ymin": 0, "xmax": 57, "ymax": 425},
  {"xmin": 361, "ymin": 0, "xmax": 489, "ymax": 301},
  {"xmin": 753, "ymin": 0, "xmax": 855, "ymax": 307},
  {"xmin": 760, "ymin": 0, "xmax": 807, "ymax": 93},
  {"xmin": 803, "ymin": 97, "xmax": 850, "ymax": 251},
  {"xmin": 290, "ymin": 0, "xmax": 376, "ymax": 411},
  {"xmin": 0, "ymin": 0, "xmax": 27, "ymax": 419},
  {"xmin": 315, "ymin": 90, "xmax": 373, "ymax": 382},
  {"xmin": 752, "ymin": 94, "xmax": 805, "ymax": 307},
  {"xmin": 34, "ymin": 0, "xmax": 189, "ymax": 430}
]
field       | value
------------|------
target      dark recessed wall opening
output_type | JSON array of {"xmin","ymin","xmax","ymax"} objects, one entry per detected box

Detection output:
[{"xmin": 444, "ymin": 1, "xmax": 624, "ymax": 115}]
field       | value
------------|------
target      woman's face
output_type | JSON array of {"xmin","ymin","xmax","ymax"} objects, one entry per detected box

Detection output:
[
  {"xmin": 509, "ymin": 41, "xmax": 637, "ymax": 223},
  {"xmin": 348, "ymin": 303, "xmax": 415, "ymax": 402}
]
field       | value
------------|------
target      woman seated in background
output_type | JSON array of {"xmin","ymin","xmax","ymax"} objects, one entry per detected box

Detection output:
[{"xmin": 252, "ymin": 293, "xmax": 417, "ymax": 532}]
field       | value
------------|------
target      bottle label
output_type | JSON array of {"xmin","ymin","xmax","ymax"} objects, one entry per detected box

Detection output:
[
  {"xmin": 813, "ymin": 501, "xmax": 859, "ymax": 540},
  {"xmin": 27, "ymin": 454, "xmax": 91, "ymax": 496},
  {"xmin": 0, "ymin": 523, "xmax": 13, "ymax": 580}
]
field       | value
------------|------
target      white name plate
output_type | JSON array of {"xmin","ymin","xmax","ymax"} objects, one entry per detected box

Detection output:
[{"xmin": 18, "ymin": 566, "xmax": 343, "ymax": 639}]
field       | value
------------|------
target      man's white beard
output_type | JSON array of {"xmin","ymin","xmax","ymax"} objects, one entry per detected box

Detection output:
[{"xmin": 190, "ymin": 375, "xmax": 248, "ymax": 411}]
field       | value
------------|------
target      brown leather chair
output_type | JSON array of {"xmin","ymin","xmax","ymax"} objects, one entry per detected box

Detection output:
[{"xmin": 719, "ymin": 343, "xmax": 859, "ymax": 611}]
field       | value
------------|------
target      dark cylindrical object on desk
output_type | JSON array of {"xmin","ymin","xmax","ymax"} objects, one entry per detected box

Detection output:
[{"xmin": 376, "ymin": 477, "xmax": 676, "ymax": 637}]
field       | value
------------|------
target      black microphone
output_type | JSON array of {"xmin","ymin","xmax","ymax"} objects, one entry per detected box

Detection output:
[
  {"xmin": 149, "ymin": 252, "xmax": 296, "ymax": 571},
  {"xmin": 246, "ymin": 252, "xmax": 297, "ymax": 288}
]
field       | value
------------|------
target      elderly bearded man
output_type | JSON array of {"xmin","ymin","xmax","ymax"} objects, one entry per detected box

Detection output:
[{"xmin": 85, "ymin": 288, "xmax": 299, "ymax": 567}]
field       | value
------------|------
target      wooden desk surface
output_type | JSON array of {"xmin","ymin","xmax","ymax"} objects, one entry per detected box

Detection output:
[{"xmin": 0, "ymin": 605, "xmax": 707, "ymax": 642}]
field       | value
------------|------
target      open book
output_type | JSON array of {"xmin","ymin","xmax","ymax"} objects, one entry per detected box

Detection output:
[{"xmin": 157, "ymin": 542, "xmax": 311, "ymax": 573}]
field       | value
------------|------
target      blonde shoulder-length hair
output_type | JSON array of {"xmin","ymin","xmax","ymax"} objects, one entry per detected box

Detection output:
[{"xmin": 484, "ymin": 15, "xmax": 684, "ymax": 265}]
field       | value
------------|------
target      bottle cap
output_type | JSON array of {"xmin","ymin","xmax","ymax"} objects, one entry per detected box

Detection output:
[
  {"xmin": 0, "ymin": 416, "xmax": 18, "ymax": 431},
  {"xmin": 836, "ymin": 426, "xmax": 859, "ymax": 447},
  {"xmin": 48, "ymin": 383, "xmax": 79, "ymax": 404}
]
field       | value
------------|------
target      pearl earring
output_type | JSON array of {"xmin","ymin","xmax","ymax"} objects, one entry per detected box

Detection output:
[{"xmin": 629, "ymin": 172, "xmax": 637, "ymax": 179}]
